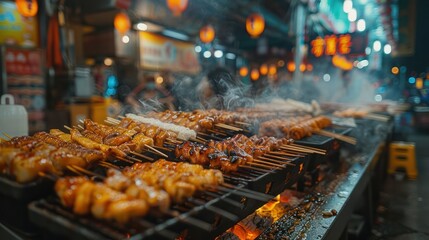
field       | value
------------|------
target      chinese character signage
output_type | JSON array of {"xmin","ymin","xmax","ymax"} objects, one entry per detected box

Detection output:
[{"xmin": 309, "ymin": 33, "xmax": 367, "ymax": 57}]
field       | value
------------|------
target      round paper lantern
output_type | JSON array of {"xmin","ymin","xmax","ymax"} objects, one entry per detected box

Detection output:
[
  {"xmin": 287, "ymin": 62, "xmax": 295, "ymax": 72},
  {"xmin": 268, "ymin": 65, "xmax": 277, "ymax": 75},
  {"xmin": 259, "ymin": 64, "xmax": 268, "ymax": 75},
  {"xmin": 299, "ymin": 64, "xmax": 306, "ymax": 72},
  {"xmin": 239, "ymin": 67, "xmax": 249, "ymax": 77},
  {"xmin": 246, "ymin": 13, "xmax": 265, "ymax": 37},
  {"xmin": 250, "ymin": 69, "xmax": 260, "ymax": 81},
  {"xmin": 114, "ymin": 12, "xmax": 131, "ymax": 34},
  {"xmin": 200, "ymin": 25, "xmax": 215, "ymax": 43},
  {"xmin": 16, "ymin": 0, "xmax": 38, "ymax": 17},
  {"xmin": 167, "ymin": 0, "xmax": 188, "ymax": 16}
]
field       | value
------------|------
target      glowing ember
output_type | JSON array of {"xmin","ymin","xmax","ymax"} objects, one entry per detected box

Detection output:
[{"xmin": 217, "ymin": 190, "xmax": 305, "ymax": 240}]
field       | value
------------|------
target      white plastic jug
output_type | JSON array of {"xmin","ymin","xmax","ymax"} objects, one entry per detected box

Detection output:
[{"xmin": 0, "ymin": 94, "xmax": 28, "ymax": 137}]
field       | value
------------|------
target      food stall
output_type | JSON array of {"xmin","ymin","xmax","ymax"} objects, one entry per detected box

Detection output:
[{"xmin": 0, "ymin": 0, "xmax": 408, "ymax": 239}]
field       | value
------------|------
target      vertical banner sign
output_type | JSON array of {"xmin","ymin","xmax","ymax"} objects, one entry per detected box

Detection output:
[
  {"xmin": 397, "ymin": 0, "xmax": 416, "ymax": 56},
  {"xmin": 0, "ymin": 2, "xmax": 38, "ymax": 47}
]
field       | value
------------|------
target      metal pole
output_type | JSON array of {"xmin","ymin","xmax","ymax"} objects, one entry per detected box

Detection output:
[{"xmin": 293, "ymin": 2, "xmax": 306, "ymax": 81}]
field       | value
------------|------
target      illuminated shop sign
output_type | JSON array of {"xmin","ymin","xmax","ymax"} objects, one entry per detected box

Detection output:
[{"xmin": 309, "ymin": 33, "xmax": 367, "ymax": 57}]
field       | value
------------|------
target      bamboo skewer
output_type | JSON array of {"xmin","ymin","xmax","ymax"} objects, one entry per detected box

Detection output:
[
  {"xmin": 2, "ymin": 132, "xmax": 12, "ymax": 139},
  {"xmin": 268, "ymin": 151, "xmax": 303, "ymax": 157},
  {"xmin": 281, "ymin": 145, "xmax": 326, "ymax": 155},
  {"xmin": 214, "ymin": 123, "xmax": 243, "ymax": 131},
  {"xmin": 151, "ymin": 145, "xmax": 172, "ymax": 152},
  {"xmin": 38, "ymin": 171, "xmax": 59, "ymax": 181},
  {"xmin": 72, "ymin": 165, "xmax": 105, "ymax": 179},
  {"xmin": 66, "ymin": 165, "xmax": 84, "ymax": 176},
  {"xmin": 144, "ymin": 144, "xmax": 168, "ymax": 158},
  {"xmin": 234, "ymin": 121, "xmax": 251, "ymax": 126},
  {"xmin": 253, "ymin": 158, "xmax": 285, "ymax": 168},
  {"xmin": 257, "ymin": 155, "xmax": 290, "ymax": 164},
  {"xmin": 248, "ymin": 161, "xmax": 277, "ymax": 170},
  {"xmin": 239, "ymin": 164, "xmax": 271, "ymax": 173},
  {"xmin": 206, "ymin": 129, "xmax": 227, "ymax": 136},
  {"xmin": 98, "ymin": 161, "xmax": 120, "ymax": 170},
  {"xmin": 290, "ymin": 143, "xmax": 327, "ymax": 152},
  {"xmin": 128, "ymin": 151, "xmax": 153, "ymax": 162},
  {"xmin": 263, "ymin": 154, "xmax": 293, "ymax": 161},
  {"xmin": 116, "ymin": 156, "xmax": 134, "ymax": 164},
  {"xmin": 316, "ymin": 130, "xmax": 357, "ymax": 145},
  {"xmin": 280, "ymin": 145, "xmax": 322, "ymax": 154}
]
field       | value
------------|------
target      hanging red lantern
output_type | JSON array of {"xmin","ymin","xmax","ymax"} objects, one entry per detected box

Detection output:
[
  {"xmin": 200, "ymin": 25, "xmax": 215, "ymax": 43},
  {"xmin": 250, "ymin": 69, "xmax": 260, "ymax": 81},
  {"xmin": 259, "ymin": 64, "xmax": 268, "ymax": 75},
  {"xmin": 239, "ymin": 67, "xmax": 249, "ymax": 77},
  {"xmin": 268, "ymin": 64, "xmax": 277, "ymax": 75},
  {"xmin": 287, "ymin": 62, "xmax": 296, "ymax": 72},
  {"xmin": 167, "ymin": 0, "xmax": 189, "ymax": 16},
  {"xmin": 246, "ymin": 13, "xmax": 265, "ymax": 37},
  {"xmin": 16, "ymin": 0, "xmax": 38, "ymax": 17},
  {"xmin": 114, "ymin": 12, "xmax": 131, "ymax": 34}
]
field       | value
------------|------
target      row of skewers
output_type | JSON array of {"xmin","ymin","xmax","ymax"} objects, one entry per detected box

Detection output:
[
  {"xmin": 0, "ymin": 111, "xmax": 333, "ymax": 183},
  {"xmin": 55, "ymin": 159, "xmax": 225, "ymax": 224}
]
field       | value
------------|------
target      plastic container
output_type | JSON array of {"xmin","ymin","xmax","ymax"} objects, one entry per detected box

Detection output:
[{"xmin": 0, "ymin": 94, "xmax": 28, "ymax": 137}]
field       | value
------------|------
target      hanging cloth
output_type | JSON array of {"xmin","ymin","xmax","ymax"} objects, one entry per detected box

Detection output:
[{"xmin": 46, "ymin": 15, "xmax": 62, "ymax": 68}]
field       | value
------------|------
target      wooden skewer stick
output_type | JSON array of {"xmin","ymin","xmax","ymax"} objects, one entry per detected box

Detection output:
[
  {"xmin": 66, "ymin": 165, "xmax": 84, "ymax": 176},
  {"xmin": 116, "ymin": 156, "xmax": 134, "ymax": 164},
  {"xmin": 259, "ymin": 156, "xmax": 291, "ymax": 165},
  {"xmin": 239, "ymin": 164, "xmax": 271, "ymax": 173},
  {"xmin": 38, "ymin": 171, "xmax": 59, "ymax": 181},
  {"xmin": 130, "ymin": 151, "xmax": 153, "ymax": 161},
  {"xmin": 264, "ymin": 153, "xmax": 293, "ymax": 161},
  {"xmin": 98, "ymin": 161, "xmax": 120, "ymax": 169},
  {"xmin": 151, "ymin": 145, "xmax": 172, "ymax": 152},
  {"xmin": 280, "ymin": 145, "xmax": 316, "ymax": 153},
  {"xmin": 256, "ymin": 157, "xmax": 295, "ymax": 166},
  {"xmin": 316, "ymin": 130, "xmax": 357, "ymax": 145},
  {"xmin": 290, "ymin": 143, "xmax": 326, "ymax": 152},
  {"xmin": 268, "ymin": 151, "xmax": 303, "ymax": 157},
  {"xmin": 214, "ymin": 123, "xmax": 242, "ymax": 131},
  {"xmin": 206, "ymin": 129, "xmax": 227, "ymax": 136},
  {"xmin": 63, "ymin": 125, "xmax": 72, "ymax": 131},
  {"xmin": 248, "ymin": 161, "xmax": 277, "ymax": 170},
  {"xmin": 72, "ymin": 165, "xmax": 106, "ymax": 179},
  {"xmin": 234, "ymin": 121, "xmax": 251, "ymax": 126},
  {"xmin": 2, "ymin": 132, "xmax": 12, "ymax": 139},
  {"xmin": 281, "ymin": 145, "xmax": 326, "ymax": 155},
  {"xmin": 126, "ymin": 155, "xmax": 147, "ymax": 163},
  {"xmin": 255, "ymin": 156, "xmax": 288, "ymax": 165},
  {"xmin": 144, "ymin": 144, "xmax": 168, "ymax": 158},
  {"xmin": 253, "ymin": 158, "xmax": 285, "ymax": 168}
]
